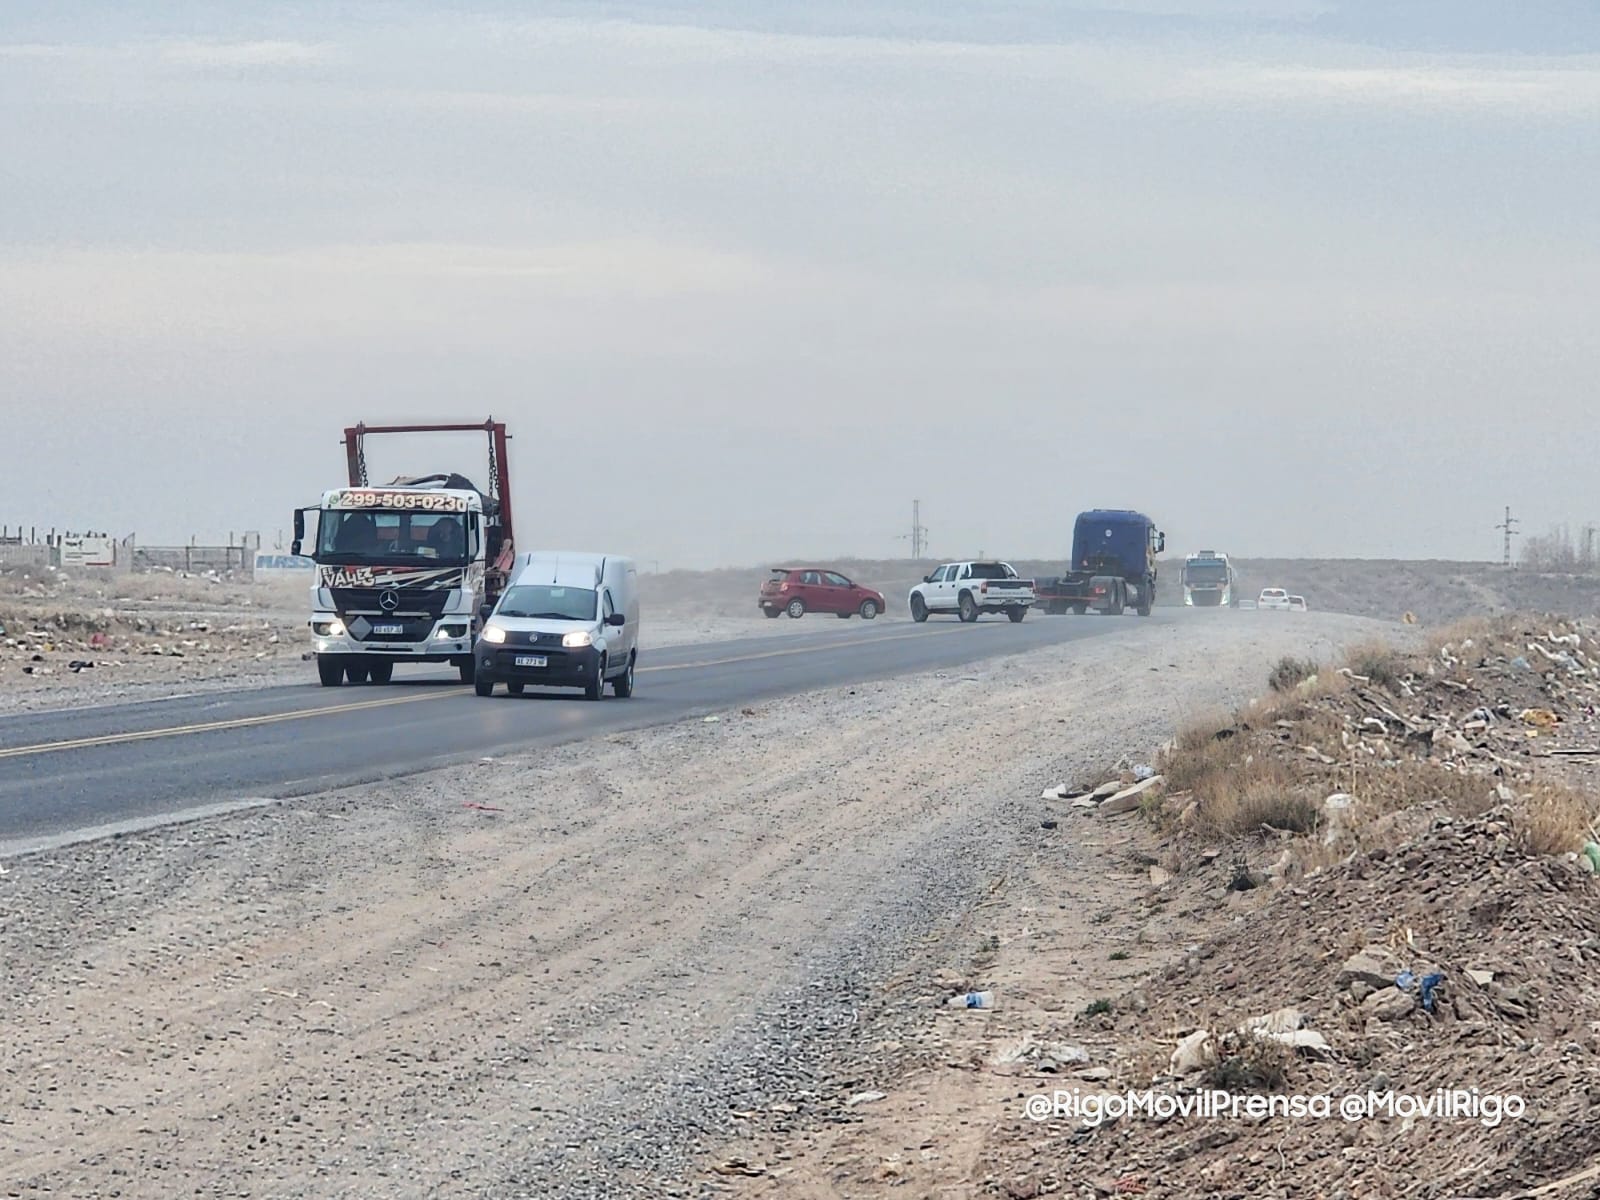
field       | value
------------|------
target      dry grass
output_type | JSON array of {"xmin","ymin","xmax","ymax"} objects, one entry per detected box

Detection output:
[
  {"xmin": 1268, "ymin": 656, "xmax": 1319, "ymax": 694},
  {"xmin": 1513, "ymin": 784, "xmax": 1597, "ymax": 856},
  {"xmin": 1343, "ymin": 638, "xmax": 1411, "ymax": 692}
]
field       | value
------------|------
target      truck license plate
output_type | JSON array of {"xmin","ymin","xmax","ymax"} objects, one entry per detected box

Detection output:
[
  {"xmin": 515, "ymin": 655, "xmax": 547, "ymax": 668},
  {"xmin": 374, "ymin": 624, "xmax": 404, "ymax": 635}
]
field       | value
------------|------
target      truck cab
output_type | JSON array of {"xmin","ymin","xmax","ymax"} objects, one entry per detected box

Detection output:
[
  {"xmin": 298, "ymin": 483, "xmax": 488, "ymax": 686},
  {"xmin": 1037, "ymin": 510, "xmax": 1165, "ymax": 616}
]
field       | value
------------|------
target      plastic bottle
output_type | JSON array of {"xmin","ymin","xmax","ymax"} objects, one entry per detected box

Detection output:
[{"xmin": 947, "ymin": 990, "xmax": 994, "ymax": 1009}]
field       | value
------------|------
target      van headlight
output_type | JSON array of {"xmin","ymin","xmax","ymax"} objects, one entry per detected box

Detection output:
[
  {"xmin": 482, "ymin": 624, "xmax": 507, "ymax": 644},
  {"xmin": 562, "ymin": 630, "xmax": 593, "ymax": 648}
]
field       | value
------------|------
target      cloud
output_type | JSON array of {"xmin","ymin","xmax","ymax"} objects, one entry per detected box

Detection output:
[
  {"xmin": 158, "ymin": 40, "xmax": 339, "ymax": 69},
  {"xmin": 1177, "ymin": 58, "xmax": 1600, "ymax": 111}
]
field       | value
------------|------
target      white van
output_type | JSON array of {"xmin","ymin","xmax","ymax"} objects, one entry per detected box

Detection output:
[{"xmin": 472, "ymin": 552, "xmax": 640, "ymax": 699}]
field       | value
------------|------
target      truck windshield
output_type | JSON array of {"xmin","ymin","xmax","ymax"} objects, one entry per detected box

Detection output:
[
  {"xmin": 317, "ymin": 510, "xmax": 471, "ymax": 565},
  {"xmin": 497, "ymin": 584, "xmax": 597, "ymax": 621},
  {"xmin": 1184, "ymin": 562, "xmax": 1229, "ymax": 583}
]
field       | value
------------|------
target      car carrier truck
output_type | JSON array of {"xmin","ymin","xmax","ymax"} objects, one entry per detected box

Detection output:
[
  {"xmin": 1035, "ymin": 509, "xmax": 1165, "ymax": 616},
  {"xmin": 291, "ymin": 419, "xmax": 516, "ymax": 687}
]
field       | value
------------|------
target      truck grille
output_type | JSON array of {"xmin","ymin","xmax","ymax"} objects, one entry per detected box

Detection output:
[{"xmin": 332, "ymin": 587, "xmax": 451, "ymax": 620}]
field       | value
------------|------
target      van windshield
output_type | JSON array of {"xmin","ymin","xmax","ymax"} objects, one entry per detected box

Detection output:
[{"xmin": 497, "ymin": 584, "xmax": 597, "ymax": 621}]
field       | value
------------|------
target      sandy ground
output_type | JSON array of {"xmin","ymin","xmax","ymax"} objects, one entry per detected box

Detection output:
[{"xmin": 0, "ymin": 611, "xmax": 1390, "ymax": 1199}]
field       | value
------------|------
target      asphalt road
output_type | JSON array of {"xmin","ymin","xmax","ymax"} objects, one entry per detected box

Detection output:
[{"xmin": 0, "ymin": 610, "xmax": 1167, "ymax": 853}]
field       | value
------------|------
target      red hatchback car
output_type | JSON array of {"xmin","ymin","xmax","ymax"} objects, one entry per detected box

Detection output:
[{"xmin": 759, "ymin": 568, "xmax": 886, "ymax": 619}]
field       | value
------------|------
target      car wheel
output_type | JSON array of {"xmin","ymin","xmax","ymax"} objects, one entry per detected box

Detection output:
[
  {"xmin": 585, "ymin": 655, "xmax": 607, "ymax": 701},
  {"xmin": 910, "ymin": 594, "xmax": 928, "ymax": 623},
  {"xmin": 317, "ymin": 655, "xmax": 344, "ymax": 687},
  {"xmin": 474, "ymin": 676, "xmax": 495, "ymax": 697},
  {"xmin": 837, "ymin": 611, "xmax": 851, "ymax": 618},
  {"xmin": 1008, "ymin": 606, "xmax": 1026, "ymax": 623},
  {"xmin": 786, "ymin": 598, "xmax": 806, "ymax": 618},
  {"xmin": 958, "ymin": 592, "xmax": 977, "ymax": 623},
  {"xmin": 367, "ymin": 661, "xmax": 394, "ymax": 684},
  {"xmin": 345, "ymin": 663, "xmax": 369, "ymax": 684},
  {"xmin": 763, "ymin": 607, "xmax": 782, "ymax": 618},
  {"xmin": 612, "ymin": 653, "xmax": 635, "ymax": 698},
  {"xmin": 859, "ymin": 599, "xmax": 878, "ymax": 619}
]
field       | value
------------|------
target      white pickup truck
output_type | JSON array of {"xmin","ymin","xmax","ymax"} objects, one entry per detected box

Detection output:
[{"xmin": 909, "ymin": 561, "xmax": 1036, "ymax": 623}]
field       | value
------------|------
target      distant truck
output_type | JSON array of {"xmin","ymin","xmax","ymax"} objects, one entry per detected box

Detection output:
[
  {"xmin": 908, "ymin": 561, "xmax": 1035, "ymax": 623},
  {"xmin": 1035, "ymin": 510, "xmax": 1165, "ymax": 616},
  {"xmin": 1180, "ymin": 550, "xmax": 1237, "ymax": 607},
  {"xmin": 291, "ymin": 420, "xmax": 516, "ymax": 687}
]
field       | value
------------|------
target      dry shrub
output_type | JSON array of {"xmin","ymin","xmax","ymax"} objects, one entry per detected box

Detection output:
[
  {"xmin": 1204, "ymin": 1030, "xmax": 1291, "ymax": 1092},
  {"xmin": 1513, "ymin": 784, "xmax": 1597, "ymax": 856},
  {"xmin": 1268, "ymin": 656, "xmax": 1319, "ymax": 694},
  {"xmin": 1345, "ymin": 638, "xmax": 1411, "ymax": 692},
  {"xmin": 1350, "ymin": 760, "xmax": 1499, "ymax": 821}
]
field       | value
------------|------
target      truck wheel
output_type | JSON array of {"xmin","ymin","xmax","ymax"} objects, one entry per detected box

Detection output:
[
  {"xmin": 958, "ymin": 592, "xmax": 977, "ymax": 623},
  {"xmin": 859, "ymin": 599, "xmax": 879, "ymax": 620},
  {"xmin": 1073, "ymin": 603, "xmax": 1087, "ymax": 615},
  {"xmin": 316, "ymin": 655, "xmax": 344, "ymax": 687},
  {"xmin": 368, "ymin": 661, "xmax": 394, "ymax": 684},
  {"xmin": 457, "ymin": 657, "xmax": 476, "ymax": 683},
  {"xmin": 910, "ymin": 594, "xmax": 929, "ymax": 623},
  {"xmin": 786, "ymin": 598, "xmax": 806, "ymax": 618},
  {"xmin": 1008, "ymin": 606, "xmax": 1026, "ymax": 623},
  {"xmin": 345, "ymin": 663, "xmax": 369, "ymax": 684},
  {"xmin": 1137, "ymin": 587, "xmax": 1153, "ymax": 617},
  {"xmin": 474, "ymin": 675, "xmax": 495, "ymax": 697},
  {"xmin": 585, "ymin": 655, "xmax": 607, "ymax": 701},
  {"xmin": 612, "ymin": 653, "xmax": 636, "ymax": 697}
]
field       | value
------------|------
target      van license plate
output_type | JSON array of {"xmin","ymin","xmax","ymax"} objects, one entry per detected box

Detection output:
[
  {"xmin": 374, "ymin": 624, "xmax": 404, "ymax": 635},
  {"xmin": 515, "ymin": 655, "xmax": 547, "ymax": 668}
]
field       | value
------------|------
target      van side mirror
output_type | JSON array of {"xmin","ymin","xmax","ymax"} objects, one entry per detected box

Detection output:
[
  {"xmin": 479, "ymin": 603, "xmax": 493, "ymax": 623},
  {"xmin": 606, "ymin": 611, "xmax": 625, "ymax": 627}
]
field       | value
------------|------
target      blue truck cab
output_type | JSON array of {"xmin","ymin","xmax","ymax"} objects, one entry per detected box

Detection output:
[{"xmin": 1038, "ymin": 510, "xmax": 1166, "ymax": 616}]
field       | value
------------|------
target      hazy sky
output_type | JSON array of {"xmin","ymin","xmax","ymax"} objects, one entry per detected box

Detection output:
[{"xmin": 4, "ymin": 1, "xmax": 1598, "ymax": 567}]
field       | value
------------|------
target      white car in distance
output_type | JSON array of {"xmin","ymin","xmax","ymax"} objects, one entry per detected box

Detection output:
[{"xmin": 1258, "ymin": 588, "xmax": 1292, "ymax": 611}]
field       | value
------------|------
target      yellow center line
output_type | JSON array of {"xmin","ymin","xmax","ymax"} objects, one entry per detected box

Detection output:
[
  {"xmin": 0, "ymin": 691, "xmax": 454, "ymax": 761},
  {"xmin": 0, "ymin": 622, "xmax": 995, "ymax": 760}
]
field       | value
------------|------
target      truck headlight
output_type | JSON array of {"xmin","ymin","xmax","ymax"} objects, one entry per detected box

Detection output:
[
  {"xmin": 482, "ymin": 624, "xmax": 507, "ymax": 644},
  {"xmin": 313, "ymin": 620, "xmax": 345, "ymax": 637},
  {"xmin": 562, "ymin": 630, "xmax": 593, "ymax": 648}
]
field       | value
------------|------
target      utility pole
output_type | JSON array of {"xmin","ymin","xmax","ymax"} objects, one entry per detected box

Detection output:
[
  {"xmin": 1495, "ymin": 506, "xmax": 1519, "ymax": 567},
  {"xmin": 910, "ymin": 500, "xmax": 928, "ymax": 560}
]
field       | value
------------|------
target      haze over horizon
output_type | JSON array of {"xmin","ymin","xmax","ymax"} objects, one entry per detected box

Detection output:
[{"xmin": 4, "ymin": 1, "xmax": 1597, "ymax": 569}]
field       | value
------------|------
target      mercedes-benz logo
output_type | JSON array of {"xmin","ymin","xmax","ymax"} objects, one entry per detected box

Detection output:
[{"xmin": 378, "ymin": 589, "xmax": 401, "ymax": 612}]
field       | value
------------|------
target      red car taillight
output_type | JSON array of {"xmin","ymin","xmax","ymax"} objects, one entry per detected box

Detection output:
[{"xmin": 779, "ymin": 582, "xmax": 789, "ymax": 592}]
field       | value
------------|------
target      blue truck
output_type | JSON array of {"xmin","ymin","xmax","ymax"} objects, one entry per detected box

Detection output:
[{"xmin": 1035, "ymin": 510, "xmax": 1166, "ymax": 616}]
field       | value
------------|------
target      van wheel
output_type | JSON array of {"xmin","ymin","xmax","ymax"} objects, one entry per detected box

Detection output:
[
  {"xmin": 317, "ymin": 655, "xmax": 344, "ymax": 687},
  {"xmin": 786, "ymin": 598, "xmax": 806, "ymax": 618},
  {"xmin": 613, "ymin": 653, "xmax": 636, "ymax": 698},
  {"xmin": 958, "ymin": 592, "xmax": 977, "ymax": 623},
  {"xmin": 474, "ymin": 676, "xmax": 494, "ymax": 697},
  {"xmin": 507, "ymin": 681, "xmax": 525, "ymax": 695},
  {"xmin": 585, "ymin": 656, "xmax": 607, "ymax": 701},
  {"xmin": 345, "ymin": 663, "xmax": 369, "ymax": 684},
  {"xmin": 910, "ymin": 594, "xmax": 928, "ymax": 623},
  {"xmin": 859, "ymin": 599, "xmax": 878, "ymax": 619},
  {"xmin": 367, "ymin": 661, "xmax": 394, "ymax": 684}
]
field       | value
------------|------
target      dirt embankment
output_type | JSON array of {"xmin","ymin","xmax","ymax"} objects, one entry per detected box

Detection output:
[
  {"xmin": 717, "ymin": 615, "xmax": 1600, "ymax": 1199},
  {"xmin": 0, "ymin": 613, "xmax": 1386, "ymax": 1199}
]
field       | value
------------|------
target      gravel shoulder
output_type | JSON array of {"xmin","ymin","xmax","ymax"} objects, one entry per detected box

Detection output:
[{"xmin": 0, "ymin": 612, "xmax": 1389, "ymax": 1198}]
